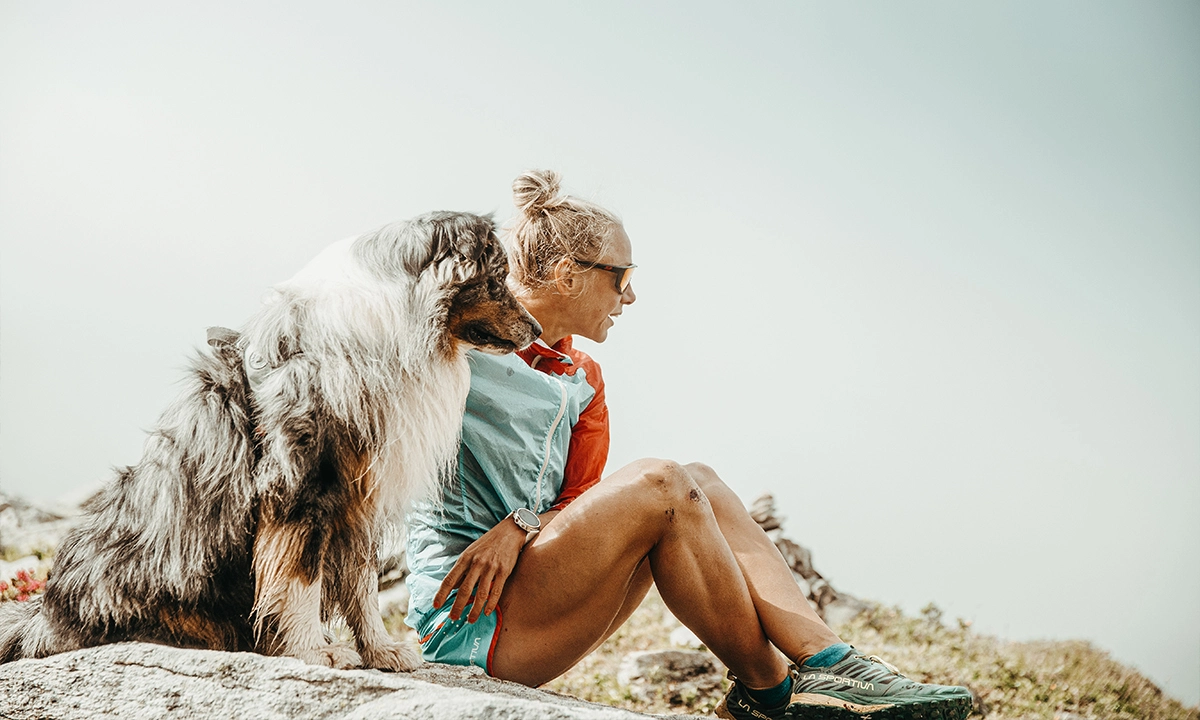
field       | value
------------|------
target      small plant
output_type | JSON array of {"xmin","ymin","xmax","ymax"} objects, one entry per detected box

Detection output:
[
  {"xmin": 1, "ymin": 568, "xmax": 47, "ymax": 602},
  {"xmin": 920, "ymin": 601, "xmax": 944, "ymax": 625}
]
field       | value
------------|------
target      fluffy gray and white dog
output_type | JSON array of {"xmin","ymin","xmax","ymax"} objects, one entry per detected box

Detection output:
[{"xmin": 0, "ymin": 211, "xmax": 540, "ymax": 670}]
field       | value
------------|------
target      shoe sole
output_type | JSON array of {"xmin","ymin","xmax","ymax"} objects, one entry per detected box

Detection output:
[{"xmin": 781, "ymin": 693, "xmax": 972, "ymax": 720}]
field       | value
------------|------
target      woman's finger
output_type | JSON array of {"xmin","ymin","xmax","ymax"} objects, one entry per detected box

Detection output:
[
  {"xmin": 467, "ymin": 573, "xmax": 494, "ymax": 623},
  {"xmin": 449, "ymin": 567, "xmax": 481, "ymax": 620},
  {"xmin": 434, "ymin": 560, "xmax": 466, "ymax": 609},
  {"xmin": 482, "ymin": 572, "xmax": 507, "ymax": 618}
]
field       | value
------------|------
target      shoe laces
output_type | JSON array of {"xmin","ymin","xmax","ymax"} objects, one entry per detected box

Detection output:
[{"xmin": 860, "ymin": 654, "xmax": 902, "ymax": 675}]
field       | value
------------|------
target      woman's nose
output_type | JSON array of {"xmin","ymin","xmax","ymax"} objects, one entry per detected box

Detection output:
[{"xmin": 622, "ymin": 283, "xmax": 636, "ymax": 304}]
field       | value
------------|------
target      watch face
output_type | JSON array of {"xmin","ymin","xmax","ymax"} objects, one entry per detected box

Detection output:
[{"xmin": 515, "ymin": 507, "xmax": 541, "ymax": 529}]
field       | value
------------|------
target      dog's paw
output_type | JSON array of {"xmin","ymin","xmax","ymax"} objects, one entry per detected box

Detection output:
[
  {"xmin": 359, "ymin": 640, "xmax": 422, "ymax": 672},
  {"xmin": 293, "ymin": 642, "xmax": 362, "ymax": 670}
]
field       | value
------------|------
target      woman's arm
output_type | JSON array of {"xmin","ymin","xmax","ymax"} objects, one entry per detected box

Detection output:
[
  {"xmin": 553, "ymin": 357, "xmax": 609, "ymax": 510},
  {"xmin": 434, "ymin": 509, "xmax": 560, "ymax": 623},
  {"xmin": 435, "ymin": 350, "xmax": 607, "ymax": 624}
]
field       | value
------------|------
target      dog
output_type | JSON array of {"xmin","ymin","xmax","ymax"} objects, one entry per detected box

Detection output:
[{"xmin": 0, "ymin": 211, "xmax": 541, "ymax": 670}]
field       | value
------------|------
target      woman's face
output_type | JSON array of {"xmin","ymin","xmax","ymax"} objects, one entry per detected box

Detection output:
[{"xmin": 568, "ymin": 225, "xmax": 637, "ymax": 343}]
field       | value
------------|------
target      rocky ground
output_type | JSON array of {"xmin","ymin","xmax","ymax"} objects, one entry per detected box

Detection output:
[
  {"xmin": 0, "ymin": 642, "xmax": 709, "ymax": 720},
  {"xmin": 1, "ymin": 490, "xmax": 1196, "ymax": 720}
]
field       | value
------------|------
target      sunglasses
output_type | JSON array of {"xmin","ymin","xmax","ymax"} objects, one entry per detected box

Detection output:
[{"xmin": 573, "ymin": 259, "xmax": 637, "ymax": 293}]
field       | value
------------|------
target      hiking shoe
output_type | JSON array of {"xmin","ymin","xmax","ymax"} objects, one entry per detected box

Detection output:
[
  {"xmin": 788, "ymin": 648, "xmax": 972, "ymax": 719},
  {"xmin": 715, "ymin": 673, "xmax": 792, "ymax": 720},
  {"xmin": 715, "ymin": 650, "xmax": 972, "ymax": 720}
]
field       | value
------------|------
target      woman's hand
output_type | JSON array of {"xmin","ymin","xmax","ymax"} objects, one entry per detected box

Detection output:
[{"xmin": 434, "ymin": 516, "xmax": 528, "ymax": 623}]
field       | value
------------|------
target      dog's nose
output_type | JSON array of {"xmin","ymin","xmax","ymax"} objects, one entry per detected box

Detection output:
[{"xmin": 528, "ymin": 317, "xmax": 543, "ymax": 338}]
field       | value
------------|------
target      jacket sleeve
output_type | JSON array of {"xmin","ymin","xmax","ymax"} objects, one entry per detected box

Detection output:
[{"xmin": 551, "ymin": 358, "xmax": 609, "ymax": 511}]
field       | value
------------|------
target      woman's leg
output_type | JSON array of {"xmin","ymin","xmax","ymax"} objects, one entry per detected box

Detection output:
[
  {"xmin": 489, "ymin": 458, "xmax": 789, "ymax": 688},
  {"xmin": 683, "ymin": 462, "xmax": 842, "ymax": 664},
  {"xmin": 579, "ymin": 558, "xmax": 653, "ymax": 658}
]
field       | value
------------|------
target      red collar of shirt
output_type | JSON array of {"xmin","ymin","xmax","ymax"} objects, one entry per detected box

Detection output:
[{"xmin": 517, "ymin": 337, "xmax": 575, "ymax": 371}]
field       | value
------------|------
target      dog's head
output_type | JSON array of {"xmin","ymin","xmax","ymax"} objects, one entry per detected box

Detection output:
[{"xmin": 355, "ymin": 211, "xmax": 541, "ymax": 355}]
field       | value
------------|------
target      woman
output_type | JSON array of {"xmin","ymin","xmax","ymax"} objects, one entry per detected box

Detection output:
[{"xmin": 405, "ymin": 170, "xmax": 972, "ymax": 720}]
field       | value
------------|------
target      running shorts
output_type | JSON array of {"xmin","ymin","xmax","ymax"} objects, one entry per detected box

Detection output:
[{"xmin": 407, "ymin": 593, "xmax": 502, "ymax": 674}]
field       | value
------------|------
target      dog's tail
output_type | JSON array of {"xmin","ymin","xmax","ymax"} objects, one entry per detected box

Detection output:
[{"xmin": 0, "ymin": 596, "xmax": 59, "ymax": 663}]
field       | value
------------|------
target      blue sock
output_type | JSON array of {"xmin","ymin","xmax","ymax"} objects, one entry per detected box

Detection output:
[
  {"xmin": 742, "ymin": 674, "xmax": 793, "ymax": 708},
  {"xmin": 802, "ymin": 642, "xmax": 853, "ymax": 668}
]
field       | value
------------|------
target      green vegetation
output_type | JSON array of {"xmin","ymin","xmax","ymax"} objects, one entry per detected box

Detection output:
[
  {"xmin": 839, "ymin": 602, "xmax": 1196, "ymax": 720},
  {"xmin": 541, "ymin": 591, "xmax": 1199, "ymax": 720}
]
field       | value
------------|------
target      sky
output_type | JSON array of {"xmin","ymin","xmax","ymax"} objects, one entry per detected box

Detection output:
[{"xmin": 1, "ymin": 0, "xmax": 1197, "ymax": 706}]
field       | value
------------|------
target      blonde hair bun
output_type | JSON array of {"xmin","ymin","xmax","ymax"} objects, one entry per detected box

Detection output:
[
  {"xmin": 506, "ymin": 169, "xmax": 621, "ymax": 290},
  {"xmin": 513, "ymin": 169, "xmax": 564, "ymax": 216}
]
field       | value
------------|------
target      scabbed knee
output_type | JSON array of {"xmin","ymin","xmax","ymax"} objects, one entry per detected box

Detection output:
[{"xmin": 631, "ymin": 458, "xmax": 708, "ymax": 510}]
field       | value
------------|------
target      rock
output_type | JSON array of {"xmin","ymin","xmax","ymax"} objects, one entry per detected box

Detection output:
[
  {"xmin": 616, "ymin": 650, "xmax": 725, "ymax": 705},
  {"xmin": 820, "ymin": 593, "xmax": 873, "ymax": 630},
  {"xmin": 0, "ymin": 491, "xmax": 82, "ymax": 558},
  {"xmin": 376, "ymin": 533, "xmax": 408, "ymax": 591},
  {"xmin": 0, "ymin": 642, "xmax": 708, "ymax": 720},
  {"xmin": 749, "ymin": 493, "xmax": 865, "ymax": 625},
  {"xmin": 668, "ymin": 625, "xmax": 704, "ymax": 650},
  {"xmin": 377, "ymin": 583, "xmax": 410, "ymax": 617}
]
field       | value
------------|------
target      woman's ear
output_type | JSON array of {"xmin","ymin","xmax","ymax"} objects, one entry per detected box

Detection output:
[{"xmin": 551, "ymin": 256, "xmax": 577, "ymax": 295}]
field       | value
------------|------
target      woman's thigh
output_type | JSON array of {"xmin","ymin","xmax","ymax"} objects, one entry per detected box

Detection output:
[{"xmin": 489, "ymin": 457, "xmax": 691, "ymax": 685}]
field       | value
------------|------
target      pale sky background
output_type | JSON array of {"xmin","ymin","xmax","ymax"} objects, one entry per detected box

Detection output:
[{"xmin": 2, "ymin": 0, "xmax": 1197, "ymax": 706}]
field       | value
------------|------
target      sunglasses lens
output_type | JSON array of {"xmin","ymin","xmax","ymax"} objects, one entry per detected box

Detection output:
[{"xmin": 618, "ymin": 267, "xmax": 634, "ymax": 292}]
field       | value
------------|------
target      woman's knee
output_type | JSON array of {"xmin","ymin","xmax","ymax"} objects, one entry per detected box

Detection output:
[
  {"xmin": 682, "ymin": 462, "xmax": 722, "ymax": 489},
  {"xmin": 624, "ymin": 458, "xmax": 706, "ymax": 508},
  {"xmin": 682, "ymin": 462, "xmax": 745, "ymax": 515}
]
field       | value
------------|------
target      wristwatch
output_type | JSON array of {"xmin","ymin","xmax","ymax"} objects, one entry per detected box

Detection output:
[{"xmin": 510, "ymin": 507, "xmax": 541, "ymax": 537}]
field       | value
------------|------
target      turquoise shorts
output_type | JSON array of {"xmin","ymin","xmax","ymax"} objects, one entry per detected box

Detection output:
[{"xmin": 408, "ymin": 593, "xmax": 502, "ymax": 674}]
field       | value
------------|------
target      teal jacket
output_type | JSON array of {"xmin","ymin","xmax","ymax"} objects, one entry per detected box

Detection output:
[{"xmin": 405, "ymin": 337, "xmax": 608, "ymax": 620}]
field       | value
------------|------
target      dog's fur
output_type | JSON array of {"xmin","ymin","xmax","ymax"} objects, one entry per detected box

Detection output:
[{"xmin": 0, "ymin": 212, "xmax": 540, "ymax": 670}]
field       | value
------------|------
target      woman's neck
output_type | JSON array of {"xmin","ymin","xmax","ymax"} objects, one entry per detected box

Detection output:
[{"xmin": 515, "ymin": 291, "xmax": 571, "ymax": 348}]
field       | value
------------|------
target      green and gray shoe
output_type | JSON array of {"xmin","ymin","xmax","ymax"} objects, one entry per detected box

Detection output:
[
  {"xmin": 788, "ymin": 648, "xmax": 972, "ymax": 719},
  {"xmin": 715, "ymin": 676, "xmax": 793, "ymax": 720},
  {"xmin": 715, "ymin": 649, "xmax": 972, "ymax": 720}
]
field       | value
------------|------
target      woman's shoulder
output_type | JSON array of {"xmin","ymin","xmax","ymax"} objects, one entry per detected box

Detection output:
[
  {"xmin": 558, "ymin": 338, "xmax": 604, "ymax": 396},
  {"xmin": 563, "ymin": 344, "xmax": 597, "ymax": 369},
  {"xmin": 511, "ymin": 337, "xmax": 600, "ymax": 381}
]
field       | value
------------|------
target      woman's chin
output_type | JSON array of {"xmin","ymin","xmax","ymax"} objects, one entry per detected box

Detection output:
[
  {"xmin": 581, "ymin": 326, "xmax": 610, "ymax": 344},
  {"xmin": 577, "ymin": 316, "xmax": 616, "ymax": 344}
]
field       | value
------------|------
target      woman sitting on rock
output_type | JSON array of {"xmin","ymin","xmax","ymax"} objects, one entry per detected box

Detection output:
[{"xmin": 405, "ymin": 169, "xmax": 972, "ymax": 720}]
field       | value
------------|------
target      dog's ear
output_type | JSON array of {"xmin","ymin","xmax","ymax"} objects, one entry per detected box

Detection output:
[
  {"xmin": 355, "ymin": 212, "xmax": 505, "ymax": 284},
  {"xmin": 400, "ymin": 212, "xmax": 502, "ymax": 280}
]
